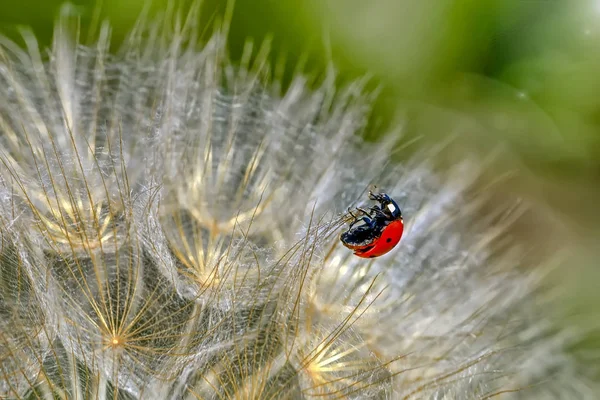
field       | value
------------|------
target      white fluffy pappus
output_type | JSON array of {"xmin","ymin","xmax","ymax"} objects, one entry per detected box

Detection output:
[{"xmin": 0, "ymin": 3, "xmax": 595, "ymax": 400}]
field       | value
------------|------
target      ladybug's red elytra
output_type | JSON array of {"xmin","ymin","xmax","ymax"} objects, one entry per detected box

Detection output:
[{"xmin": 340, "ymin": 191, "xmax": 404, "ymax": 258}]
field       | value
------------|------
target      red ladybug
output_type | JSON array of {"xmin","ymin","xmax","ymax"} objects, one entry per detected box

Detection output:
[{"xmin": 340, "ymin": 191, "xmax": 404, "ymax": 258}]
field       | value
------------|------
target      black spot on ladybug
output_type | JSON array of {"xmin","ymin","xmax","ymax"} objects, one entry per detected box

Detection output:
[
  {"xmin": 386, "ymin": 238, "xmax": 392, "ymax": 243},
  {"xmin": 369, "ymin": 255, "xmax": 376, "ymax": 258}
]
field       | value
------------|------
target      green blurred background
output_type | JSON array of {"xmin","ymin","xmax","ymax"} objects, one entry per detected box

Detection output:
[
  {"xmin": 2, "ymin": 1, "xmax": 600, "ymax": 171},
  {"xmin": 1, "ymin": 0, "xmax": 599, "ymax": 381}
]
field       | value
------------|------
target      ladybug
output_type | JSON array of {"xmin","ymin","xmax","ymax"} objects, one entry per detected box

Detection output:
[{"xmin": 340, "ymin": 191, "xmax": 404, "ymax": 258}]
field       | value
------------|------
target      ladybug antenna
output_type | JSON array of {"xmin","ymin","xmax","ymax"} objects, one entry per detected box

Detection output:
[
  {"xmin": 368, "ymin": 190, "xmax": 379, "ymax": 201},
  {"xmin": 367, "ymin": 185, "xmax": 379, "ymax": 197},
  {"xmin": 369, "ymin": 190, "xmax": 389, "ymax": 203}
]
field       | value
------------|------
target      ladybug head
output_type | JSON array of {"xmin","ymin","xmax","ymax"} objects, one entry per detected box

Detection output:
[{"xmin": 369, "ymin": 191, "xmax": 402, "ymax": 220}]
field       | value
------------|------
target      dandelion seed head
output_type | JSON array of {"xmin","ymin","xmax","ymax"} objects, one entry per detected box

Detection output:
[{"xmin": 284, "ymin": 320, "xmax": 393, "ymax": 399}]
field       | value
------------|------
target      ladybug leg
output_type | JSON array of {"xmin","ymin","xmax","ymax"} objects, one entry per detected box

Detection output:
[
  {"xmin": 356, "ymin": 204, "xmax": 389, "ymax": 221},
  {"xmin": 368, "ymin": 191, "xmax": 384, "ymax": 202},
  {"xmin": 356, "ymin": 207, "xmax": 372, "ymax": 215},
  {"xmin": 347, "ymin": 208, "xmax": 374, "ymax": 229},
  {"xmin": 369, "ymin": 205, "xmax": 381, "ymax": 212},
  {"xmin": 365, "ymin": 205, "xmax": 387, "ymax": 219},
  {"xmin": 370, "ymin": 208, "xmax": 388, "ymax": 218},
  {"xmin": 348, "ymin": 217, "xmax": 358, "ymax": 229},
  {"xmin": 369, "ymin": 191, "xmax": 392, "ymax": 205},
  {"xmin": 347, "ymin": 207, "xmax": 362, "ymax": 220},
  {"xmin": 353, "ymin": 216, "xmax": 374, "ymax": 229},
  {"xmin": 346, "ymin": 208, "xmax": 362, "ymax": 229}
]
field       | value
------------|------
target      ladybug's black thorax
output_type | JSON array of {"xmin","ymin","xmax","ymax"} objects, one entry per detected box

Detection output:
[{"xmin": 340, "ymin": 218, "xmax": 390, "ymax": 247}]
